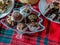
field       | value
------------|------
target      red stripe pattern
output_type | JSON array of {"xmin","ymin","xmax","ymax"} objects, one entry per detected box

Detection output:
[{"xmin": 0, "ymin": 0, "xmax": 60, "ymax": 45}]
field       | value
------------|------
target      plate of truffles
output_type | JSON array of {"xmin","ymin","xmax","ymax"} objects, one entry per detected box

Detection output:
[
  {"xmin": 39, "ymin": 0, "xmax": 60, "ymax": 24},
  {"xmin": 0, "ymin": 0, "xmax": 14, "ymax": 18}
]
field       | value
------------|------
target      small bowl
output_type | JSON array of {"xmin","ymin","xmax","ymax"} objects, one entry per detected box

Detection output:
[
  {"xmin": 27, "ymin": 20, "xmax": 45, "ymax": 32},
  {"xmin": 16, "ymin": 23, "xmax": 28, "ymax": 34},
  {"xmin": 11, "ymin": 11, "xmax": 24, "ymax": 22},
  {"xmin": 20, "ymin": 5, "xmax": 32, "ymax": 17}
]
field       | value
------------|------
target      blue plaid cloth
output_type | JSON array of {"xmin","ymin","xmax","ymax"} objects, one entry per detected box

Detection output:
[{"xmin": 0, "ymin": 28, "xmax": 14, "ymax": 44}]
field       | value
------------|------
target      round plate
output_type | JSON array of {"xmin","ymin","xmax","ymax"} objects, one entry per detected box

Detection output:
[
  {"xmin": 39, "ymin": 0, "xmax": 60, "ymax": 24},
  {"xmin": 0, "ymin": 0, "xmax": 14, "ymax": 18}
]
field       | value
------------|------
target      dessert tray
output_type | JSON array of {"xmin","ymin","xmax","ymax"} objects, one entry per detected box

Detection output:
[{"xmin": 0, "ymin": 5, "xmax": 45, "ymax": 34}]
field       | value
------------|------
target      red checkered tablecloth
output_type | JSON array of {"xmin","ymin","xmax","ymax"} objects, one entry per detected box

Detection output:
[{"xmin": 0, "ymin": 0, "xmax": 60, "ymax": 45}]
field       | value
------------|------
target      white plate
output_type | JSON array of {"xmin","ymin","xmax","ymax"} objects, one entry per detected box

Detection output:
[
  {"xmin": 39, "ymin": 0, "xmax": 60, "ymax": 24},
  {"xmin": 0, "ymin": 0, "xmax": 14, "ymax": 18}
]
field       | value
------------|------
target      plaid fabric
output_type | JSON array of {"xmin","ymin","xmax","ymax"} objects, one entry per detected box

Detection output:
[{"xmin": 0, "ymin": 0, "xmax": 60, "ymax": 45}]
